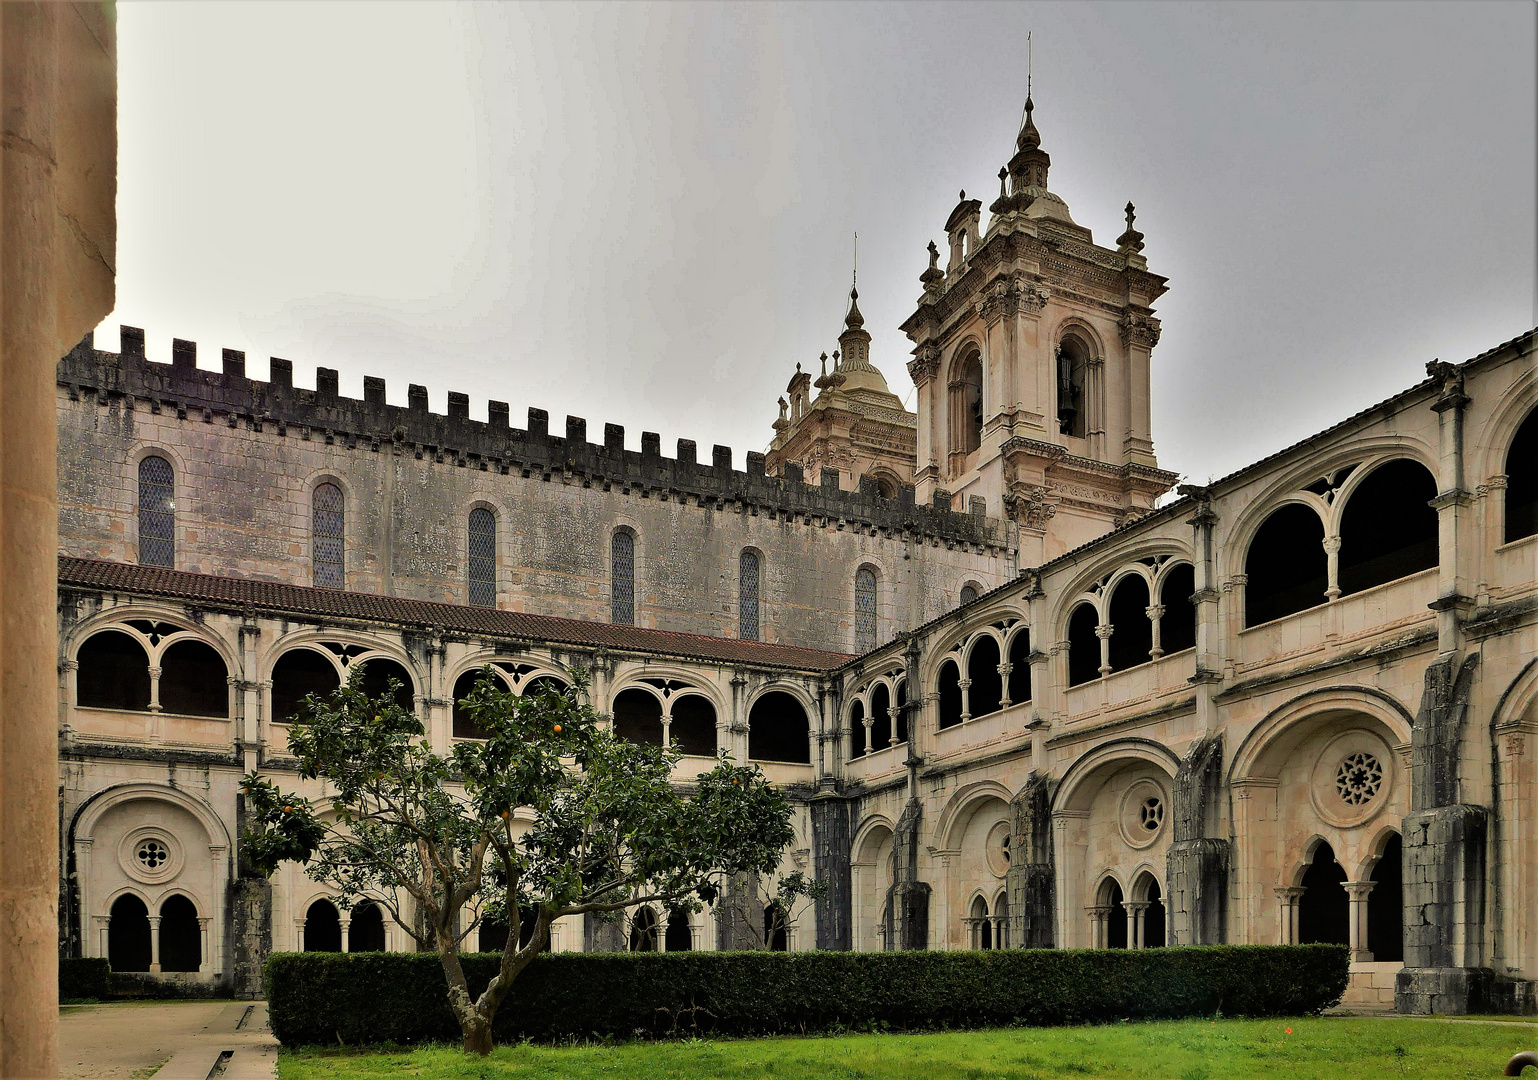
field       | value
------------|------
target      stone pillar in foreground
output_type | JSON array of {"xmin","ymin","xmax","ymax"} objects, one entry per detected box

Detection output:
[
  {"xmin": 1, "ymin": 6, "xmax": 116, "ymax": 1076},
  {"xmin": 1166, "ymin": 734, "xmax": 1228, "ymax": 945},
  {"xmin": 1006, "ymin": 771, "xmax": 1054, "ymax": 948}
]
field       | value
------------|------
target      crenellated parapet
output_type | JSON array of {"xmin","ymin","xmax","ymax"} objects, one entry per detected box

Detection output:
[{"xmin": 59, "ymin": 330, "xmax": 1008, "ymax": 551}]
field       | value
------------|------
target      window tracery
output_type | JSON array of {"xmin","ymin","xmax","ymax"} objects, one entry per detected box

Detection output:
[
  {"xmin": 739, "ymin": 550, "xmax": 760, "ymax": 641},
  {"xmin": 854, "ymin": 567, "xmax": 878, "ymax": 653},
  {"xmin": 1335, "ymin": 752, "xmax": 1383, "ymax": 806},
  {"xmin": 611, "ymin": 530, "xmax": 635, "ymax": 626}
]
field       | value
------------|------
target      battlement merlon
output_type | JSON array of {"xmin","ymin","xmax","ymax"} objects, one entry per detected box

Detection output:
[{"xmin": 59, "ymin": 331, "xmax": 1011, "ymax": 549}]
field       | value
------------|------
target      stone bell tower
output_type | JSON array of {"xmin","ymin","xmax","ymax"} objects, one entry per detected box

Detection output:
[{"xmin": 900, "ymin": 97, "xmax": 1178, "ymax": 564}]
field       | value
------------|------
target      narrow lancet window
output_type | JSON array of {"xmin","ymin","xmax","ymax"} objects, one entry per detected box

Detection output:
[
  {"xmin": 854, "ymin": 567, "xmax": 878, "ymax": 653},
  {"xmin": 739, "ymin": 550, "xmax": 760, "ymax": 641},
  {"xmin": 467, "ymin": 507, "xmax": 497, "ymax": 608},
  {"xmin": 312, "ymin": 483, "xmax": 345, "ymax": 589},
  {"xmin": 611, "ymin": 530, "xmax": 635, "ymax": 625},
  {"xmin": 137, "ymin": 456, "xmax": 175, "ymax": 568}
]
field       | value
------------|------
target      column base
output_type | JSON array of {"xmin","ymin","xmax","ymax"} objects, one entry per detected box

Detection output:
[{"xmin": 1394, "ymin": 966, "xmax": 1493, "ymax": 1014}]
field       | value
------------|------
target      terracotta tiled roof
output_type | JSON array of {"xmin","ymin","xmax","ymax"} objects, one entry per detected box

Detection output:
[{"xmin": 58, "ymin": 557, "xmax": 852, "ymax": 672}]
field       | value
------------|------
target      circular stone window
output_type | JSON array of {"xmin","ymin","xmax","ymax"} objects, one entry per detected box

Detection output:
[
  {"xmin": 1118, "ymin": 779, "xmax": 1168, "ymax": 849},
  {"xmin": 1310, "ymin": 729, "xmax": 1395, "ymax": 828},
  {"xmin": 119, "ymin": 825, "xmax": 185, "ymax": 884},
  {"xmin": 985, "ymin": 821, "xmax": 1012, "ymax": 877}
]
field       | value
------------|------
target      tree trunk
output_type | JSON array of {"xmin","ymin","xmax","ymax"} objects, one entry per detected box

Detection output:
[{"xmin": 461, "ymin": 1017, "xmax": 493, "ymax": 1057}]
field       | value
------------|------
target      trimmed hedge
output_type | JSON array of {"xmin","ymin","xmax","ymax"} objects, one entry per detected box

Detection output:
[
  {"xmin": 265, "ymin": 945, "xmax": 1348, "ymax": 1045},
  {"xmin": 59, "ymin": 957, "xmax": 111, "ymax": 1001}
]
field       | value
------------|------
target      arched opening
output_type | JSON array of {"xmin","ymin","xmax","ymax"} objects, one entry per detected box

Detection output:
[
  {"xmin": 612, "ymin": 688, "xmax": 663, "ymax": 746},
  {"xmin": 1007, "ymin": 629, "xmax": 1032, "ymax": 703},
  {"xmin": 994, "ymin": 894, "xmax": 1011, "ymax": 949},
  {"xmin": 158, "ymin": 895, "xmax": 201, "ymax": 972},
  {"xmin": 467, "ymin": 507, "xmax": 497, "ymax": 609},
  {"xmin": 108, "ymin": 894, "xmax": 152, "ymax": 972},
  {"xmin": 747, "ymin": 692, "xmax": 810, "ymax": 763},
  {"xmin": 1338, "ymin": 459, "xmax": 1439, "ymax": 596},
  {"xmin": 629, "ymin": 907, "xmax": 658, "ymax": 952},
  {"xmin": 669, "ymin": 695, "xmax": 718, "ymax": 757},
  {"xmin": 1245, "ymin": 504, "xmax": 1327, "ymax": 627},
  {"xmin": 1297, "ymin": 842, "xmax": 1349, "ymax": 946},
  {"xmin": 848, "ymin": 700, "xmax": 866, "ymax": 758},
  {"xmin": 869, "ymin": 684, "xmax": 892, "ymax": 749},
  {"xmin": 953, "ymin": 351, "xmax": 983, "ymax": 455},
  {"xmin": 479, "ymin": 905, "xmax": 546, "ymax": 954},
  {"xmin": 451, "ymin": 669, "xmax": 507, "ymax": 740},
  {"xmin": 739, "ymin": 550, "xmax": 760, "ymax": 641},
  {"xmin": 764, "ymin": 902, "xmax": 788, "ymax": 952},
  {"xmin": 158, "ymin": 640, "xmax": 229, "ymax": 718},
  {"xmin": 873, "ymin": 474, "xmax": 899, "ymax": 501},
  {"xmin": 971, "ymin": 895, "xmax": 992, "ymax": 950},
  {"xmin": 665, "ymin": 910, "xmax": 693, "ymax": 952},
  {"xmin": 1505, "ymin": 407, "xmax": 1538, "ymax": 542},
  {"xmin": 1067, "ymin": 603, "xmax": 1101, "ymax": 686},
  {"xmin": 854, "ymin": 567, "xmax": 879, "ymax": 653},
  {"xmin": 611, "ymin": 529, "xmax": 635, "ymax": 626},
  {"xmin": 522, "ymin": 675, "xmax": 568, "ymax": 700},
  {"xmin": 967, "ymin": 636, "xmax": 1003, "ymax": 716},
  {"xmin": 1102, "ymin": 880, "xmax": 1128, "ymax": 949},
  {"xmin": 1139, "ymin": 877, "xmax": 1166, "ymax": 949},
  {"xmin": 77, "ymin": 631, "xmax": 151, "ymax": 711},
  {"xmin": 270, "ymin": 649, "xmax": 340, "ymax": 724},
  {"xmin": 360, "ymin": 658, "xmax": 416, "ymax": 714},
  {"xmin": 895, "ymin": 680, "xmax": 909, "ymax": 744},
  {"xmin": 1107, "ymin": 575, "xmax": 1152, "ymax": 673},
  {"xmin": 312, "ymin": 482, "xmax": 345, "ymax": 589},
  {"xmin": 349, "ymin": 901, "xmax": 386, "ymax": 952},
  {"xmin": 304, "ymin": 899, "xmax": 342, "ymax": 952},
  {"xmin": 1367, "ymin": 833, "xmax": 1403, "ymax": 963},
  {"xmin": 959, "ymin": 584, "xmax": 979, "ymax": 606},
  {"xmin": 1056, "ymin": 336, "xmax": 1088, "ymax": 438},
  {"xmin": 1157, "ymin": 564, "xmax": 1196, "ymax": 656},
  {"xmin": 937, "ymin": 660, "xmax": 963, "ymax": 728},
  {"xmin": 137, "ymin": 455, "xmax": 175, "ymax": 568}
]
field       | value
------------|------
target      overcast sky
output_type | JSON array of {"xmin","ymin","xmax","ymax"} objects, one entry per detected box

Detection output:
[{"xmin": 102, "ymin": 1, "xmax": 1535, "ymax": 487}]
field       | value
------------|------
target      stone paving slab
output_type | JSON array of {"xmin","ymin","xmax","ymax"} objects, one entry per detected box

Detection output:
[{"xmin": 59, "ymin": 1001, "xmax": 277, "ymax": 1080}]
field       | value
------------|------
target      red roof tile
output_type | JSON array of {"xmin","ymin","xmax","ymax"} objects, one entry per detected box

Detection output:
[{"xmin": 58, "ymin": 557, "xmax": 851, "ymax": 672}]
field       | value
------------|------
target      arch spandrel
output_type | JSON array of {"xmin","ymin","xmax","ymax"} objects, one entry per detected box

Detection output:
[{"xmin": 1053, "ymin": 738, "xmax": 1182, "ymax": 815}]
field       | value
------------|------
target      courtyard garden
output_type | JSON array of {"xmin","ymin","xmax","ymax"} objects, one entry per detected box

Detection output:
[{"xmin": 277, "ymin": 1017, "xmax": 1538, "ymax": 1080}]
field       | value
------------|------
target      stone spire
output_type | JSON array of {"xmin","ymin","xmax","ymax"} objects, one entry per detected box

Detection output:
[{"xmin": 989, "ymin": 95, "xmax": 1075, "ymax": 225}]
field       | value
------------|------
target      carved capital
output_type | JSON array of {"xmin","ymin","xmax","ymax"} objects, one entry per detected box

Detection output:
[
  {"xmin": 907, "ymin": 345, "xmax": 941, "ymax": 387},
  {"xmin": 1002, "ymin": 482, "xmax": 1058, "ymax": 530},
  {"xmin": 1118, "ymin": 310, "xmax": 1161, "ymax": 349}
]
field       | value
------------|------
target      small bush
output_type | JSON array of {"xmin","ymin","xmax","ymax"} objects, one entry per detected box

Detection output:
[
  {"xmin": 59, "ymin": 957, "xmax": 111, "ymax": 1001},
  {"xmin": 265, "ymin": 944, "xmax": 1348, "ymax": 1046}
]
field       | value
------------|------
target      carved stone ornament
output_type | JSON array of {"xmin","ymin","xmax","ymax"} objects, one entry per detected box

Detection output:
[
  {"xmin": 907, "ymin": 346, "xmax": 941, "ymax": 387},
  {"xmin": 1004, "ymin": 482, "xmax": 1058, "ymax": 530},
  {"xmin": 1118, "ymin": 310, "xmax": 1161, "ymax": 349},
  {"xmin": 977, "ymin": 276, "xmax": 1049, "ymax": 325}
]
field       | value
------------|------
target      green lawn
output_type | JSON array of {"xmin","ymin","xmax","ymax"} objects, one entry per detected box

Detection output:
[{"xmin": 279, "ymin": 1017, "xmax": 1538, "ymax": 1080}]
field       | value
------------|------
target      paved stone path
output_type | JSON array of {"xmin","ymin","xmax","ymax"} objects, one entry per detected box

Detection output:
[{"xmin": 59, "ymin": 1001, "xmax": 278, "ymax": 1080}]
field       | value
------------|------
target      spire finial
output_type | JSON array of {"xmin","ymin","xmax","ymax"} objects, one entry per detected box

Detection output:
[
  {"xmin": 853, "ymin": 231, "xmax": 858, "ymax": 289},
  {"xmin": 1116, "ymin": 200, "xmax": 1145, "ymax": 255}
]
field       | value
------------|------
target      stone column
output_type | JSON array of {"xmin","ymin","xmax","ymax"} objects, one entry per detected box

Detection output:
[
  {"xmin": 1273, "ymin": 887, "xmax": 1304, "ymax": 944},
  {"xmin": 197, "ymin": 917, "xmax": 212, "ymax": 974},
  {"xmin": 339, "ymin": 915, "xmax": 351, "ymax": 954},
  {"xmin": 1006, "ymin": 772, "xmax": 1054, "ymax": 949},
  {"xmin": 1087, "ymin": 905, "xmax": 1111, "ymax": 949},
  {"xmin": 1344, "ymin": 881, "xmax": 1375, "ymax": 962},
  {"xmin": 1, "ymin": 12, "xmax": 116, "ymax": 1076},
  {"xmin": 1166, "ymin": 735, "xmax": 1229, "ymax": 946},
  {"xmin": 809, "ymin": 792, "xmax": 852, "ymax": 951},
  {"xmin": 1126, "ymin": 901, "xmax": 1150, "ymax": 949},
  {"xmin": 1095, "ymin": 624, "xmax": 1113, "ymax": 677},
  {"xmin": 148, "ymin": 916, "xmax": 162, "ymax": 972}
]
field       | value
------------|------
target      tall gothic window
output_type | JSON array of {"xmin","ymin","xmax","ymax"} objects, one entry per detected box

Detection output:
[
  {"xmin": 739, "ymin": 550, "xmax": 760, "ymax": 641},
  {"xmin": 137, "ymin": 456, "xmax": 175, "ymax": 568},
  {"xmin": 467, "ymin": 507, "xmax": 497, "ymax": 608},
  {"xmin": 611, "ymin": 529, "xmax": 635, "ymax": 625},
  {"xmin": 312, "ymin": 483, "xmax": 345, "ymax": 589},
  {"xmin": 855, "ymin": 566, "xmax": 878, "ymax": 653}
]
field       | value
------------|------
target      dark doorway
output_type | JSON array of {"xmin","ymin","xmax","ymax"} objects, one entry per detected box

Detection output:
[
  {"xmin": 1367, "ymin": 833, "xmax": 1403, "ymax": 962},
  {"xmin": 630, "ymin": 907, "xmax": 658, "ymax": 952},
  {"xmin": 669, "ymin": 695, "xmax": 718, "ymax": 757},
  {"xmin": 967, "ymin": 636, "xmax": 1003, "ymax": 715},
  {"xmin": 77, "ymin": 631, "xmax": 152, "ymax": 711},
  {"xmin": 665, "ymin": 910, "xmax": 693, "ymax": 952},
  {"xmin": 158, "ymin": 640, "xmax": 229, "ymax": 717},
  {"xmin": 108, "ymin": 894, "xmax": 152, "ymax": 972},
  {"xmin": 747, "ymin": 692, "xmax": 811, "ymax": 763},
  {"xmin": 158, "ymin": 895, "xmax": 201, "ymax": 972},
  {"xmin": 349, "ymin": 901, "xmax": 386, "ymax": 952},
  {"xmin": 304, "ymin": 899, "xmax": 342, "ymax": 952},
  {"xmin": 1245, "ymin": 504, "xmax": 1328, "ymax": 626},
  {"xmin": 613, "ymin": 688, "xmax": 664, "ymax": 746},
  {"xmin": 764, "ymin": 902, "xmax": 788, "ymax": 951},
  {"xmin": 1298, "ymin": 842, "xmax": 1349, "ymax": 946},
  {"xmin": 270, "ymin": 649, "xmax": 340, "ymax": 724},
  {"xmin": 1105, "ymin": 880, "xmax": 1128, "ymax": 950}
]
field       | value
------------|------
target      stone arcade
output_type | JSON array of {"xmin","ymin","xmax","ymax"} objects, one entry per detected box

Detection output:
[{"xmin": 54, "ymin": 101, "xmax": 1538, "ymax": 1014}]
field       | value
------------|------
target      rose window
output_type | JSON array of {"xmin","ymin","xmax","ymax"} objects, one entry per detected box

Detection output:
[
  {"xmin": 1335, "ymin": 752, "xmax": 1383, "ymax": 806},
  {"xmin": 1138, "ymin": 796, "xmax": 1163, "ymax": 831},
  {"xmin": 135, "ymin": 839, "xmax": 169, "ymax": 870}
]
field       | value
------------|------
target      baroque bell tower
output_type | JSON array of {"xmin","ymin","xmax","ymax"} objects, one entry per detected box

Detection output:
[{"xmin": 901, "ymin": 97, "xmax": 1178, "ymax": 564}]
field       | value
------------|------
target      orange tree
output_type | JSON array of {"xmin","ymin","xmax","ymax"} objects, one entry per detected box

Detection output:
[{"xmin": 242, "ymin": 667, "xmax": 797, "ymax": 1056}]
